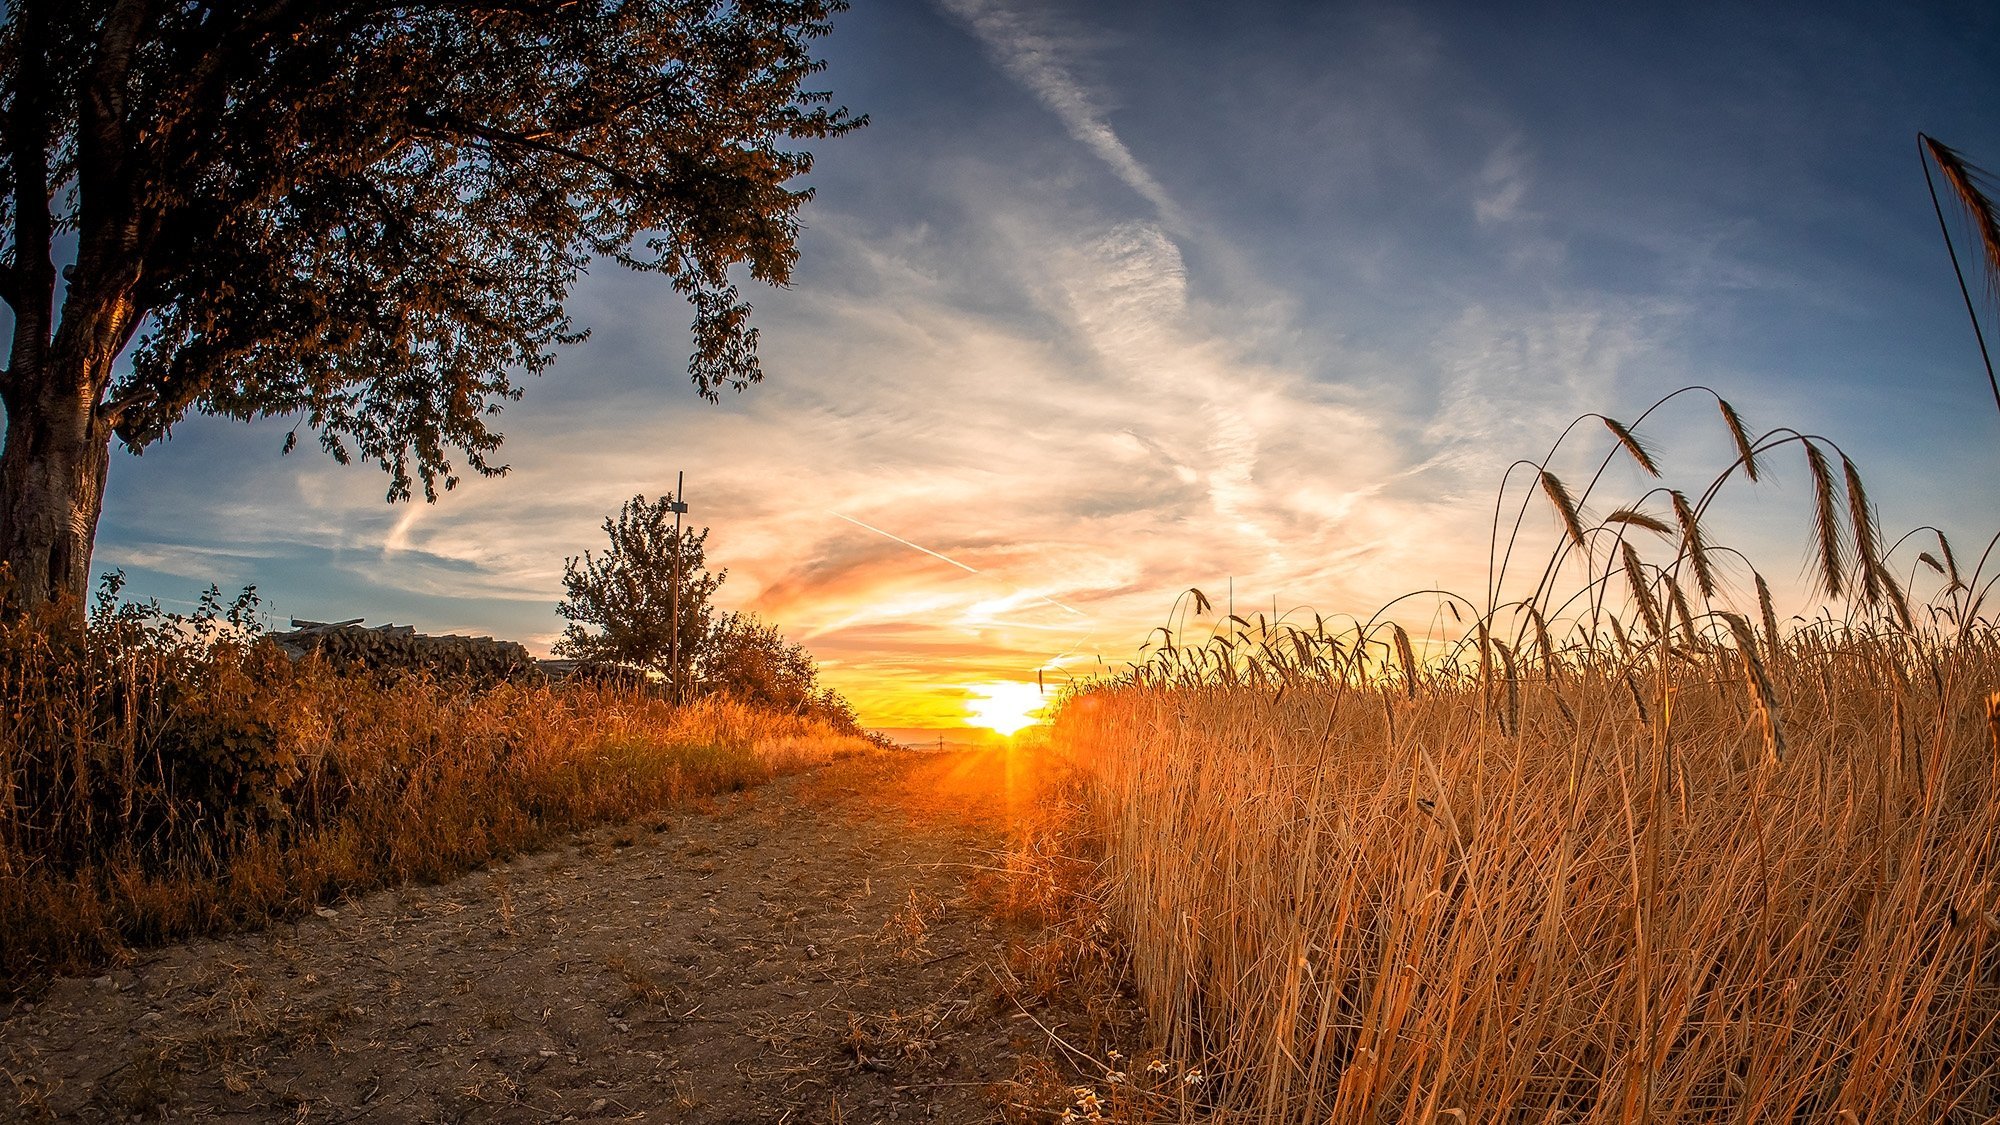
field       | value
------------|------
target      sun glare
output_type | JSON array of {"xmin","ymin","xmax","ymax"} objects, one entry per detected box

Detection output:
[{"xmin": 964, "ymin": 681, "xmax": 1047, "ymax": 737}]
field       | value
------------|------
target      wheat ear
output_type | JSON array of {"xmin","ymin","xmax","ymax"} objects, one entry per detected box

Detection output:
[
  {"xmin": 1540, "ymin": 471, "xmax": 1589, "ymax": 557},
  {"xmin": 1718, "ymin": 398, "xmax": 1759, "ymax": 481},
  {"xmin": 1724, "ymin": 612, "xmax": 1786, "ymax": 765},
  {"xmin": 1621, "ymin": 542, "xmax": 1664, "ymax": 638},
  {"xmin": 1669, "ymin": 490, "xmax": 1716, "ymax": 598},
  {"xmin": 1804, "ymin": 441, "xmax": 1845, "ymax": 598},
  {"xmin": 1602, "ymin": 417, "xmax": 1660, "ymax": 477},
  {"xmin": 1842, "ymin": 454, "xmax": 1882, "ymax": 606}
]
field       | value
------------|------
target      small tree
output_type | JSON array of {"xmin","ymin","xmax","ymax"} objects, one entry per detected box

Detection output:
[
  {"xmin": 555, "ymin": 495, "xmax": 721, "ymax": 687},
  {"xmin": 702, "ymin": 610, "xmax": 817, "ymax": 708},
  {"xmin": 701, "ymin": 609, "xmax": 861, "ymax": 733}
]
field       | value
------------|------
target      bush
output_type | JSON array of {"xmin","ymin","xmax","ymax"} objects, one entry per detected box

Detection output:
[
  {"xmin": 1, "ymin": 577, "xmax": 297, "ymax": 870},
  {"xmin": 702, "ymin": 610, "xmax": 863, "ymax": 733}
]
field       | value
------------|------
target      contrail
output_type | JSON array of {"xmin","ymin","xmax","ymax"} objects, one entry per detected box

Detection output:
[
  {"xmin": 827, "ymin": 510, "xmax": 1087, "ymax": 617},
  {"xmin": 934, "ymin": 0, "xmax": 1187, "ymax": 233},
  {"xmin": 828, "ymin": 511, "xmax": 980, "ymax": 574}
]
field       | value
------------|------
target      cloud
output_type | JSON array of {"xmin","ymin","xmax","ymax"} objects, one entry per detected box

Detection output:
[
  {"xmin": 88, "ymin": 4, "xmax": 1782, "ymax": 731},
  {"xmin": 1422, "ymin": 304, "xmax": 1654, "ymax": 470},
  {"xmin": 98, "ymin": 160, "xmax": 1686, "ymax": 727},
  {"xmin": 1474, "ymin": 136, "xmax": 1533, "ymax": 226},
  {"xmin": 933, "ymin": 0, "xmax": 1188, "ymax": 231}
]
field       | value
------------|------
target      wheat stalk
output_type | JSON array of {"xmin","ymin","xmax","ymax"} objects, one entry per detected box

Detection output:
[
  {"xmin": 1919, "ymin": 134, "xmax": 2000, "ymax": 417},
  {"xmin": 1602, "ymin": 416, "xmax": 1660, "ymax": 477},
  {"xmin": 1606, "ymin": 508, "xmax": 1673, "ymax": 536},
  {"xmin": 1843, "ymin": 454, "xmax": 1882, "ymax": 606},
  {"xmin": 1540, "ymin": 471, "xmax": 1589, "ymax": 558},
  {"xmin": 1391, "ymin": 624, "xmax": 1419, "ymax": 700},
  {"xmin": 1804, "ymin": 441, "xmax": 1845, "ymax": 598},
  {"xmin": 1609, "ymin": 615, "xmax": 1634, "ymax": 662},
  {"xmin": 1621, "ymin": 542, "xmax": 1664, "ymax": 638},
  {"xmin": 1495, "ymin": 638, "xmax": 1521, "ymax": 736},
  {"xmin": 1723, "ymin": 612, "xmax": 1786, "ymax": 765},
  {"xmin": 1718, "ymin": 397, "xmax": 1760, "ymax": 481},
  {"xmin": 1875, "ymin": 561, "xmax": 1916, "ymax": 632},
  {"xmin": 1755, "ymin": 573, "xmax": 1783, "ymax": 668},
  {"xmin": 1669, "ymin": 490, "xmax": 1717, "ymax": 598},
  {"xmin": 1936, "ymin": 529, "xmax": 1965, "ymax": 591},
  {"xmin": 1527, "ymin": 605, "xmax": 1558, "ymax": 671},
  {"xmin": 1663, "ymin": 573, "xmax": 1699, "ymax": 651},
  {"xmin": 1923, "ymin": 136, "xmax": 2000, "ymax": 298}
]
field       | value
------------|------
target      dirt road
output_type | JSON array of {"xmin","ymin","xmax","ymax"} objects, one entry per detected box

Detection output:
[{"xmin": 2, "ymin": 748, "xmax": 1079, "ymax": 1123}]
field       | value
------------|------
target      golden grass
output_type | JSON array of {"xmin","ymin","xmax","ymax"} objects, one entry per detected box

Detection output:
[
  {"xmin": 1056, "ymin": 645, "xmax": 2000, "ymax": 1121},
  {"xmin": 0, "ymin": 609, "xmax": 878, "ymax": 988},
  {"xmin": 1035, "ymin": 392, "xmax": 2000, "ymax": 1122}
]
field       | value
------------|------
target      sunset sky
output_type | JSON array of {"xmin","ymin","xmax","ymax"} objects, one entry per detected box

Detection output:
[{"xmin": 89, "ymin": 0, "xmax": 2000, "ymax": 730}]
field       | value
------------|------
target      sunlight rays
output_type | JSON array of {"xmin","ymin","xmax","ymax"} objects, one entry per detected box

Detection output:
[{"xmin": 962, "ymin": 680, "xmax": 1048, "ymax": 736}]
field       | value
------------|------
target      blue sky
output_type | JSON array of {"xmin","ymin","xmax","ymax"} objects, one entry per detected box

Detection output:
[{"xmin": 83, "ymin": 0, "xmax": 2000, "ymax": 726}]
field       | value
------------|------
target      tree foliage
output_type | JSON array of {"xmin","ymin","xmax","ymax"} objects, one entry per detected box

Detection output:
[
  {"xmin": 6, "ymin": 0, "xmax": 859, "ymax": 491},
  {"xmin": 702, "ymin": 608, "xmax": 854, "ymax": 728},
  {"xmin": 0, "ymin": 0, "xmax": 859, "ymax": 612},
  {"xmin": 555, "ymin": 494, "xmax": 721, "ymax": 684}
]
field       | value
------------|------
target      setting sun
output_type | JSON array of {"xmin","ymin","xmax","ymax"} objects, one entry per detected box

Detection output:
[{"xmin": 963, "ymin": 681, "xmax": 1048, "ymax": 736}]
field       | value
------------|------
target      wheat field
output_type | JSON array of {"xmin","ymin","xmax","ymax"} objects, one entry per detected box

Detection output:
[{"xmin": 1043, "ymin": 392, "xmax": 2000, "ymax": 1122}]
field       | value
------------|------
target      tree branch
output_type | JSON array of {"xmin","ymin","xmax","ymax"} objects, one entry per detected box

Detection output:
[
  {"xmin": 503, "ymin": 88, "xmax": 673, "ymax": 144},
  {"xmin": 408, "ymin": 108, "xmax": 646, "ymax": 190},
  {"xmin": 72, "ymin": 0, "xmax": 152, "ymax": 261},
  {"xmin": 5, "ymin": 0, "xmax": 57, "ymax": 399}
]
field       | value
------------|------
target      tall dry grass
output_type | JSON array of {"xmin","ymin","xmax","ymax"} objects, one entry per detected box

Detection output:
[
  {"xmin": 0, "ymin": 586, "xmax": 878, "ymax": 989},
  {"xmin": 1047, "ymin": 391, "xmax": 2000, "ymax": 1122}
]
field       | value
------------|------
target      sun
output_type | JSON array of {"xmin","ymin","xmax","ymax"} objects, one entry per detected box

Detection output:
[{"xmin": 963, "ymin": 681, "xmax": 1048, "ymax": 737}]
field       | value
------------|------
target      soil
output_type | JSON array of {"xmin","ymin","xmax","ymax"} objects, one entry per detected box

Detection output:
[{"xmin": 1, "ymin": 748, "xmax": 1090, "ymax": 1123}]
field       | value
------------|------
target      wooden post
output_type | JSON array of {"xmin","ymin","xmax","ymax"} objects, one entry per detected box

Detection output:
[{"xmin": 668, "ymin": 471, "xmax": 688, "ymax": 704}]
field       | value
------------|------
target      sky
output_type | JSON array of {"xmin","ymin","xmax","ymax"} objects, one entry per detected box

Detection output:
[{"xmin": 79, "ymin": 0, "xmax": 2000, "ymax": 730}]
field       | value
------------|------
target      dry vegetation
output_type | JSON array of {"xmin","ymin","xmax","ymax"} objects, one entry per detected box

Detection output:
[
  {"xmin": 0, "ymin": 588, "xmax": 878, "ymax": 989},
  {"xmin": 7, "ymin": 385, "xmax": 1997, "ymax": 1124},
  {"xmin": 1039, "ymin": 390, "xmax": 2000, "ymax": 1122}
]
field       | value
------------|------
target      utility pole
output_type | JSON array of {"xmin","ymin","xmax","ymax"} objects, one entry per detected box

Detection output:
[{"xmin": 667, "ymin": 471, "xmax": 690, "ymax": 704}]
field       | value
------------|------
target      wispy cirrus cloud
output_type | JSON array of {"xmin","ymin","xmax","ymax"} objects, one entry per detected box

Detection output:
[
  {"xmin": 933, "ymin": 0, "xmax": 1188, "ymax": 232},
  {"xmin": 97, "ymin": 150, "xmax": 1669, "ymax": 726},
  {"xmin": 93, "ymin": 0, "xmax": 1988, "ymax": 735}
]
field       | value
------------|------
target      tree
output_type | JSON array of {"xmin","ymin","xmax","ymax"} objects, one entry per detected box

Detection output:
[
  {"xmin": 702, "ymin": 609, "xmax": 860, "ymax": 732},
  {"xmin": 702, "ymin": 609, "xmax": 817, "ymax": 707},
  {"xmin": 555, "ymin": 493, "xmax": 721, "ymax": 687},
  {"xmin": 0, "ymin": 1, "xmax": 860, "ymax": 615}
]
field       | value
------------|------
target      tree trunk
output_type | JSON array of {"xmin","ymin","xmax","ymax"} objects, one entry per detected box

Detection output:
[{"xmin": 0, "ymin": 380, "xmax": 113, "ymax": 616}]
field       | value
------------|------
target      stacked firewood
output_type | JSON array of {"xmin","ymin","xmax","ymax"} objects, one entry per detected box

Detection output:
[
  {"xmin": 268, "ymin": 618, "xmax": 538, "ymax": 684},
  {"xmin": 532, "ymin": 659, "xmax": 654, "ymax": 691}
]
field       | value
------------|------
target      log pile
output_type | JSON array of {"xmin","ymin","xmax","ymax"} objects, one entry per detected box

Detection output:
[
  {"xmin": 533, "ymin": 659, "xmax": 654, "ymax": 692},
  {"xmin": 269, "ymin": 618, "xmax": 538, "ymax": 684}
]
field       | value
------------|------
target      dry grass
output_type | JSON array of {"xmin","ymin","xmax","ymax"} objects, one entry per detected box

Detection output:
[
  {"xmin": 1038, "ymin": 392, "xmax": 2000, "ymax": 1122},
  {"xmin": 0, "ymin": 600, "xmax": 879, "ymax": 989}
]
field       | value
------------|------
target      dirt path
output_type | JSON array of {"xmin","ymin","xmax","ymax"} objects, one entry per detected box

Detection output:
[{"xmin": 2, "ymin": 749, "xmax": 1069, "ymax": 1123}]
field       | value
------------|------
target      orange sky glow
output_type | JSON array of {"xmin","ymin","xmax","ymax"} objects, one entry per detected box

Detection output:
[{"xmin": 82, "ymin": 2, "xmax": 2000, "ymax": 736}]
